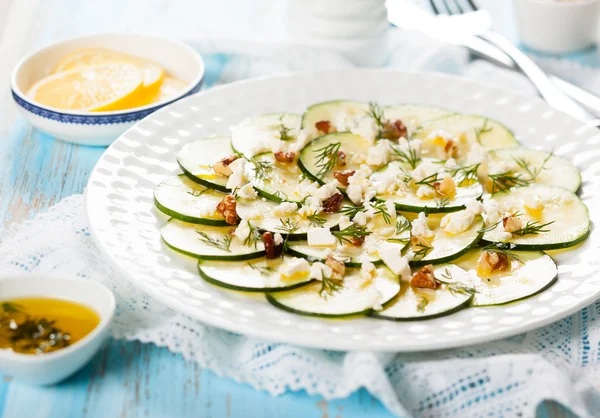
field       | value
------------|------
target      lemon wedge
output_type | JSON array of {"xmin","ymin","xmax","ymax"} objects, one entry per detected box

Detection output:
[
  {"xmin": 151, "ymin": 76, "xmax": 188, "ymax": 104},
  {"xmin": 55, "ymin": 48, "xmax": 165, "ymax": 105},
  {"xmin": 27, "ymin": 62, "xmax": 145, "ymax": 111}
]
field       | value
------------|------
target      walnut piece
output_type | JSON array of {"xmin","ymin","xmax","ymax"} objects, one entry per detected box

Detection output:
[
  {"xmin": 477, "ymin": 251, "xmax": 510, "ymax": 276},
  {"xmin": 333, "ymin": 170, "xmax": 355, "ymax": 186},
  {"xmin": 325, "ymin": 255, "xmax": 346, "ymax": 280},
  {"xmin": 262, "ymin": 231, "xmax": 283, "ymax": 259},
  {"xmin": 274, "ymin": 151, "xmax": 296, "ymax": 163},
  {"xmin": 348, "ymin": 236, "xmax": 365, "ymax": 247},
  {"xmin": 381, "ymin": 119, "xmax": 408, "ymax": 142},
  {"xmin": 213, "ymin": 155, "xmax": 239, "ymax": 177},
  {"xmin": 336, "ymin": 150, "xmax": 347, "ymax": 166},
  {"xmin": 216, "ymin": 195, "xmax": 239, "ymax": 225},
  {"xmin": 502, "ymin": 215, "xmax": 523, "ymax": 233},
  {"xmin": 410, "ymin": 265, "xmax": 439, "ymax": 290},
  {"xmin": 322, "ymin": 193, "xmax": 344, "ymax": 213},
  {"xmin": 444, "ymin": 139, "xmax": 458, "ymax": 158},
  {"xmin": 315, "ymin": 120, "xmax": 336, "ymax": 134}
]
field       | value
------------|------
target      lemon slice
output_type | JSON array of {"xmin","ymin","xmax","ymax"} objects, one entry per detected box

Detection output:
[
  {"xmin": 151, "ymin": 76, "xmax": 188, "ymax": 104},
  {"xmin": 27, "ymin": 62, "xmax": 144, "ymax": 111},
  {"xmin": 55, "ymin": 48, "xmax": 165, "ymax": 104}
]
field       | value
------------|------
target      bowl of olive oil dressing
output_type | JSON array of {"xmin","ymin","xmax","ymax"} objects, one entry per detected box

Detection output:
[{"xmin": 0, "ymin": 275, "xmax": 115, "ymax": 385}]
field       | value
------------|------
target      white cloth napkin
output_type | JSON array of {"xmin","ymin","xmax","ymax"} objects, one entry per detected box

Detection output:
[{"xmin": 2, "ymin": 31, "xmax": 600, "ymax": 418}]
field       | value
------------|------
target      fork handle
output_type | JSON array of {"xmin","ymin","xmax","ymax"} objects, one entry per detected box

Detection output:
[{"xmin": 478, "ymin": 31, "xmax": 600, "ymax": 124}]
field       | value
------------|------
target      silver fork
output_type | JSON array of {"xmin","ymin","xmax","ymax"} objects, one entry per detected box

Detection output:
[{"xmin": 429, "ymin": 0, "xmax": 599, "ymax": 123}]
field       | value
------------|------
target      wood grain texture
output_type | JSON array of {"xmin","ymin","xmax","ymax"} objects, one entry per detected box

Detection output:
[{"xmin": 0, "ymin": 0, "xmax": 590, "ymax": 416}]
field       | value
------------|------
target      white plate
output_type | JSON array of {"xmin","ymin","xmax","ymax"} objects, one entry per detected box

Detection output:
[{"xmin": 85, "ymin": 69, "xmax": 600, "ymax": 352}]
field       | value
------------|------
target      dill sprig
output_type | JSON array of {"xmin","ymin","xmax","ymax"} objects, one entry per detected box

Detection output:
[
  {"xmin": 332, "ymin": 225, "xmax": 370, "ymax": 245},
  {"xmin": 478, "ymin": 219, "xmax": 502, "ymax": 234},
  {"xmin": 247, "ymin": 263, "xmax": 276, "ymax": 275},
  {"xmin": 513, "ymin": 152, "xmax": 552, "ymax": 181},
  {"xmin": 186, "ymin": 188, "xmax": 210, "ymax": 197},
  {"xmin": 372, "ymin": 201, "xmax": 393, "ymax": 224},
  {"xmin": 319, "ymin": 276, "xmax": 344, "ymax": 298},
  {"xmin": 314, "ymin": 142, "xmax": 342, "ymax": 178},
  {"xmin": 415, "ymin": 173, "xmax": 440, "ymax": 188},
  {"xmin": 412, "ymin": 241, "xmax": 432, "ymax": 260},
  {"xmin": 390, "ymin": 140, "xmax": 420, "ymax": 169},
  {"xmin": 242, "ymin": 221, "xmax": 262, "ymax": 249},
  {"xmin": 196, "ymin": 231, "xmax": 232, "ymax": 252},
  {"xmin": 444, "ymin": 163, "xmax": 481, "ymax": 186},
  {"xmin": 275, "ymin": 218, "xmax": 300, "ymax": 234},
  {"xmin": 278, "ymin": 124, "xmax": 293, "ymax": 141},
  {"xmin": 249, "ymin": 157, "xmax": 273, "ymax": 181},
  {"xmin": 488, "ymin": 171, "xmax": 530, "ymax": 194},
  {"xmin": 306, "ymin": 212, "xmax": 327, "ymax": 227},
  {"xmin": 510, "ymin": 220, "xmax": 554, "ymax": 236},
  {"xmin": 395, "ymin": 217, "xmax": 411, "ymax": 235},
  {"xmin": 337, "ymin": 204, "xmax": 364, "ymax": 218},
  {"xmin": 474, "ymin": 118, "xmax": 493, "ymax": 144},
  {"xmin": 436, "ymin": 197, "xmax": 450, "ymax": 208},
  {"xmin": 481, "ymin": 242, "xmax": 523, "ymax": 264},
  {"xmin": 416, "ymin": 296, "xmax": 429, "ymax": 313},
  {"xmin": 368, "ymin": 101, "xmax": 386, "ymax": 139},
  {"xmin": 438, "ymin": 269, "xmax": 478, "ymax": 297}
]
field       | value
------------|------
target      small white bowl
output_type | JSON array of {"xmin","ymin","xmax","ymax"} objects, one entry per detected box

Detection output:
[
  {"xmin": 513, "ymin": 0, "xmax": 600, "ymax": 54},
  {"xmin": 0, "ymin": 275, "xmax": 116, "ymax": 385},
  {"xmin": 11, "ymin": 34, "xmax": 205, "ymax": 146}
]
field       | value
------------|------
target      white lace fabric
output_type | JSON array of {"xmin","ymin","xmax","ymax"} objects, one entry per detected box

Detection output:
[{"xmin": 2, "ymin": 33, "xmax": 600, "ymax": 417}]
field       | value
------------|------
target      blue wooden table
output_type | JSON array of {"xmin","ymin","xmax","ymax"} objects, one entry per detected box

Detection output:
[{"xmin": 0, "ymin": 0, "xmax": 593, "ymax": 416}]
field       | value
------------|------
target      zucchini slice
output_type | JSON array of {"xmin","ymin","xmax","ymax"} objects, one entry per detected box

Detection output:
[
  {"xmin": 154, "ymin": 175, "xmax": 229, "ymax": 226},
  {"xmin": 266, "ymin": 266, "xmax": 400, "ymax": 318},
  {"xmin": 177, "ymin": 136, "xmax": 233, "ymax": 192},
  {"xmin": 250, "ymin": 152, "xmax": 305, "ymax": 203},
  {"xmin": 488, "ymin": 147, "xmax": 581, "ymax": 193},
  {"xmin": 236, "ymin": 198, "xmax": 342, "ymax": 240},
  {"xmin": 445, "ymin": 249, "xmax": 558, "ymax": 306},
  {"xmin": 231, "ymin": 113, "xmax": 302, "ymax": 158},
  {"xmin": 370, "ymin": 277, "xmax": 472, "ymax": 321},
  {"xmin": 299, "ymin": 132, "xmax": 369, "ymax": 184},
  {"xmin": 383, "ymin": 104, "xmax": 451, "ymax": 137},
  {"xmin": 198, "ymin": 256, "xmax": 314, "ymax": 292},
  {"xmin": 301, "ymin": 100, "xmax": 368, "ymax": 131},
  {"xmin": 286, "ymin": 215, "xmax": 411, "ymax": 267},
  {"xmin": 372, "ymin": 161, "xmax": 484, "ymax": 213},
  {"xmin": 161, "ymin": 219, "xmax": 265, "ymax": 260},
  {"xmin": 414, "ymin": 114, "xmax": 518, "ymax": 160},
  {"xmin": 407, "ymin": 213, "xmax": 484, "ymax": 266},
  {"xmin": 482, "ymin": 184, "xmax": 590, "ymax": 250}
]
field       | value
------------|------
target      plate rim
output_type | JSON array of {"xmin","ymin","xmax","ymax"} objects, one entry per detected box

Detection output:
[{"xmin": 85, "ymin": 68, "xmax": 598, "ymax": 352}]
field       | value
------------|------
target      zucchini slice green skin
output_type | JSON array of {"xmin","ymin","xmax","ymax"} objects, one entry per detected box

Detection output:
[
  {"xmin": 301, "ymin": 100, "xmax": 368, "ymax": 131},
  {"xmin": 176, "ymin": 137, "xmax": 233, "ymax": 193},
  {"xmin": 481, "ymin": 184, "xmax": 590, "ymax": 251},
  {"xmin": 154, "ymin": 174, "xmax": 229, "ymax": 226},
  {"xmin": 266, "ymin": 268, "xmax": 400, "ymax": 318},
  {"xmin": 198, "ymin": 258, "xmax": 315, "ymax": 292},
  {"xmin": 250, "ymin": 152, "xmax": 305, "ymax": 203},
  {"xmin": 408, "ymin": 215, "xmax": 485, "ymax": 267},
  {"xmin": 161, "ymin": 219, "xmax": 265, "ymax": 261}
]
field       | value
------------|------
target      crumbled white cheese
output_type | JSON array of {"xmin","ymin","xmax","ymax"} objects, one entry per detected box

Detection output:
[
  {"xmin": 352, "ymin": 115, "xmax": 379, "ymax": 142},
  {"xmin": 384, "ymin": 200, "xmax": 397, "ymax": 221},
  {"xmin": 416, "ymin": 185, "xmax": 435, "ymax": 199},
  {"xmin": 364, "ymin": 189, "xmax": 376, "ymax": 202},
  {"xmin": 367, "ymin": 140, "xmax": 391, "ymax": 166},
  {"xmin": 378, "ymin": 227, "xmax": 396, "ymax": 238},
  {"xmin": 237, "ymin": 183, "xmax": 257, "ymax": 200},
  {"xmin": 274, "ymin": 233, "xmax": 284, "ymax": 246},
  {"xmin": 411, "ymin": 159, "xmax": 439, "ymax": 182},
  {"xmin": 346, "ymin": 165, "xmax": 373, "ymax": 204},
  {"xmin": 441, "ymin": 211, "xmax": 474, "ymax": 235},
  {"xmin": 427, "ymin": 129, "xmax": 454, "ymax": 141},
  {"xmin": 310, "ymin": 262, "xmax": 333, "ymax": 281},
  {"xmin": 396, "ymin": 138, "xmax": 422, "ymax": 159},
  {"xmin": 372, "ymin": 163, "xmax": 402, "ymax": 194},
  {"xmin": 242, "ymin": 209, "xmax": 263, "ymax": 220},
  {"xmin": 465, "ymin": 199, "xmax": 484, "ymax": 215},
  {"xmin": 298, "ymin": 196, "xmax": 322, "ymax": 217},
  {"xmin": 411, "ymin": 212, "xmax": 435, "ymax": 238},
  {"xmin": 294, "ymin": 179, "xmax": 320, "ymax": 199},
  {"xmin": 483, "ymin": 199, "xmax": 502, "ymax": 224},
  {"xmin": 198, "ymin": 200, "xmax": 219, "ymax": 217},
  {"xmin": 273, "ymin": 202, "xmax": 299, "ymax": 216},
  {"xmin": 360, "ymin": 260, "xmax": 377, "ymax": 281},
  {"xmin": 465, "ymin": 143, "xmax": 488, "ymax": 166},
  {"xmin": 353, "ymin": 211, "xmax": 368, "ymax": 226},
  {"xmin": 339, "ymin": 215, "xmax": 353, "ymax": 230},
  {"xmin": 316, "ymin": 182, "xmax": 339, "ymax": 201},
  {"xmin": 233, "ymin": 219, "xmax": 251, "ymax": 242},
  {"xmin": 496, "ymin": 231, "xmax": 513, "ymax": 242},
  {"xmin": 280, "ymin": 258, "xmax": 311, "ymax": 278},
  {"xmin": 307, "ymin": 227, "xmax": 337, "ymax": 246},
  {"xmin": 226, "ymin": 158, "xmax": 247, "ymax": 190},
  {"xmin": 524, "ymin": 194, "xmax": 544, "ymax": 212},
  {"xmin": 332, "ymin": 111, "xmax": 355, "ymax": 132},
  {"xmin": 379, "ymin": 243, "xmax": 412, "ymax": 280},
  {"xmin": 445, "ymin": 158, "xmax": 458, "ymax": 168}
]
